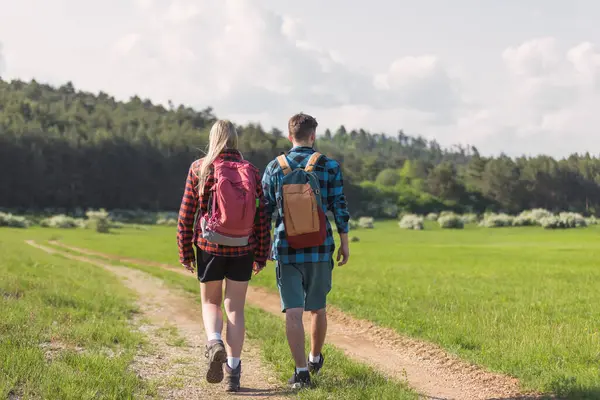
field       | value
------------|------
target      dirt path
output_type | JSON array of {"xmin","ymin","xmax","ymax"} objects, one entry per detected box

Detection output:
[
  {"xmin": 27, "ymin": 241, "xmax": 287, "ymax": 400},
  {"xmin": 46, "ymin": 241, "xmax": 541, "ymax": 400}
]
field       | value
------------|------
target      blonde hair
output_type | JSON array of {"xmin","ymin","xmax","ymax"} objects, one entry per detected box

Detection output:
[{"xmin": 197, "ymin": 120, "xmax": 239, "ymax": 195}]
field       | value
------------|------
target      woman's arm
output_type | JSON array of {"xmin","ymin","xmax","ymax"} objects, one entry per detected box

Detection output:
[
  {"xmin": 177, "ymin": 162, "xmax": 200, "ymax": 265},
  {"xmin": 252, "ymin": 169, "xmax": 271, "ymax": 266}
]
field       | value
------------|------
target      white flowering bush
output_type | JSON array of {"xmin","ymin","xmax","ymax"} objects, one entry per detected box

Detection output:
[
  {"xmin": 0, "ymin": 212, "xmax": 30, "ymax": 228},
  {"xmin": 399, "ymin": 214, "xmax": 424, "ymax": 230},
  {"xmin": 540, "ymin": 216, "xmax": 561, "ymax": 229},
  {"xmin": 558, "ymin": 212, "xmax": 587, "ymax": 228},
  {"xmin": 86, "ymin": 209, "xmax": 111, "ymax": 233},
  {"xmin": 156, "ymin": 218, "xmax": 177, "ymax": 227},
  {"xmin": 513, "ymin": 209, "xmax": 553, "ymax": 226},
  {"xmin": 40, "ymin": 214, "xmax": 81, "ymax": 229},
  {"xmin": 540, "ymin": 212, "xmax": 587, "ymax": 229},
  {"xmin": 426, "ymin": 213, "xmax": 439, "ymax": 221},
  {"xmin": 358, "ymin": 217, "xmax": 374, "ymax": 229},
  {"xmin": 479, "ymin": 213, "xmax": 514, "ymax": 228},
  {"xmin": 586, "ymin": 216, "xmax": 598, "ymax": 225},
  {"xmin": 438, "ymin": 213, "xmax": 464, "ymax": 229},
  {"xmin": 460, "ymin": 213, "xmax": 479, "ymax": 225}
]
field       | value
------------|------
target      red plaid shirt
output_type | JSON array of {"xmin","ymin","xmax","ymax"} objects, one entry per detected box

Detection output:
[{"xmin": 177, "ymin": 150, "xmax": 270, "ymax": 266}]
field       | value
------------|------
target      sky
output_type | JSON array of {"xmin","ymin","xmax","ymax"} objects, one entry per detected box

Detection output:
[{"xmin": 1, "ymin": 0, "xmax": 600, "ymax": 157}]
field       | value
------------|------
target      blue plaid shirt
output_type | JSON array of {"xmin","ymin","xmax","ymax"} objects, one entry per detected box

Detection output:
[{"xmin": 262, "ymin": 146, "xmax": 350, "ymax": 265}]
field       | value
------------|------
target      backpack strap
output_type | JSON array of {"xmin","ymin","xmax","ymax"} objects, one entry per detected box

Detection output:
[
  {"xmin": 277, "ymin": 155, "xmax": 292, "ymax": 176},
  {"xmin": 304, "ymin": 152, "xmax": 322, "ymax": 173}
]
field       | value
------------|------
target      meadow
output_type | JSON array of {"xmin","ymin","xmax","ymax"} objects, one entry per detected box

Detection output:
[
  {"xmin": 1, "ymin": 228, "xmax": 417, "ymax": 400},
  {"xmin": 0, "ymin": 234, "xmax": 152, "ymax": 399},
  {"xmin": 2, "ymin": 220, "xmax": 600, "ymax": 398}
]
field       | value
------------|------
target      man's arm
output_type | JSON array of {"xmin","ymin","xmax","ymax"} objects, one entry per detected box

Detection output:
[
  {"xmin": 261, "ymin": 162, "xmax": 277, "ymax": 231},
  {"xmin": 327, "ymin": 161, "xmax": 350, "ymax": 265}
]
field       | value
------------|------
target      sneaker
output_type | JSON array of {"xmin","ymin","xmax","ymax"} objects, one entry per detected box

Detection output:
[
  {"xmin": 204, "ymin": 340, "xmax": 227, "ymax": 383},
  {"xmin": 308, "ymin": 353, "xmax": 324, "ymax": 375},
  {"xmin": 224, "ymin": 361, "xmax": 242, "ymax": 392},
  {"xmin": 288, "ymin": 370, "xmax": 311, "ymax": 389}
]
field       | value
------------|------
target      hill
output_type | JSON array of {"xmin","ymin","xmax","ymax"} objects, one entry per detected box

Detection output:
[{"xmin": 1, "ymin": 78, "xmax": 600, "ymax": 216}]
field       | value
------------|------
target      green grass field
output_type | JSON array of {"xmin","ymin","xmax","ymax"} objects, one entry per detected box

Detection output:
[
  {"xmin": 1, "ymin": 228, "xmax": 417, "ymax": 400},
  {"xmin": 4, "ymin": 221, "xmax": 600, "ymax": 398},
  {"xmin": 0, "ymin": 234, "xmax": 153, "ymax": 399}
]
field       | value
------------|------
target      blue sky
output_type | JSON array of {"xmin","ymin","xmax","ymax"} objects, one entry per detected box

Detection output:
[{"xmin": 1, "ymin": 0, "xmax": 600, "ymax": 157}]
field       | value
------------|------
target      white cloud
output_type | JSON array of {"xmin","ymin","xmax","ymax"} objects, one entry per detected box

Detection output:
[
  {"xmin": 374, "ymin": 55, "xmax": 461, "ymax": 121},
  {"xmin": 0, "ymin": 42, "xmax": 5, "ymax": 75},
  {"xmin": 460, "ymin": 37, "xmax": 600, "ymax": 156},
  {"xmin": 3, "ymin": 1, "xmax": 600, "ymax": 157},
  {"xmin": 106, "ymin": 0, "xmax": 460, "ymax": 120}
]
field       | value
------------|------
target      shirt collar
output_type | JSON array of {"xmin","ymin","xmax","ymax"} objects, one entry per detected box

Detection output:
[
  {"xmin": 290, "ymin": 146, "xmax": 315, "ymax": 153},
  {"xmin": 217, "ymin": 149, "xmax": 242, "ymax": 160}
]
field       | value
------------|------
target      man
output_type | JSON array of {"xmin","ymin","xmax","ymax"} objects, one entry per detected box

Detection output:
[{"xmin": 262, "ymin": 113, "xmax": 350, "ymax": 389}]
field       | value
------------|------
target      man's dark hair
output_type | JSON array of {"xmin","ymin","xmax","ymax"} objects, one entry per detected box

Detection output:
[{"xmin": 288, "ymin": 113, "xmax": 318, "ymax": 142}]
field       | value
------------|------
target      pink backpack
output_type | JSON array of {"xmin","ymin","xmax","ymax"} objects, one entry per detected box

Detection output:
[{"xmin": 199, "ymin": 159, "xmax": 258, "ymax": 247}]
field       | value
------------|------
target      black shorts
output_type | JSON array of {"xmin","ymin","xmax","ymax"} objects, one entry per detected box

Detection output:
[{"xmin": 195, "ymin": 248, "xmax": 254, "ymax": 283}]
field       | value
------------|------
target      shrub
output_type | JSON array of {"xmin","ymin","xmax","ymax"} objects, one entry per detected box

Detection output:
[
  {"xmin": 438, "ymin": 213, "xmax": 464, "ymax": 229},
  {"xmin": 529, "ymin": 208, "xmax": 554, "ymax": 221},
  {"xmin": 398, "ymin": 214, "xmax": 424, "ymax": 230},
  {"xmin": 86, "ymin": 209, "xmax": 111, "ymax": 234},
  {"xmin": 513, "ymin": 209, "xmax": 553, "ymax": 226},
  {"xmin": 348, "ymin": 219, "xmax": 359, "ymax": 230},
  {"xmin": 0, "ymin": 212, "xmax": 30, "ymax": 228},
  {"xmin": 358, "ymin": 217, "xmax": 374, "ymax": 229},
  {"xmin": 110, "ymin": 221, "xmax": 125, "ymax": 229},
  {"xmin": 460, "ymin": 213, "xmax": 479, "ymax": 224},
  {"xmin": 426, "ymin": 213, "xmax": 439, "ymax": 221},
  {"xmin": 109, "ymin": 209, "xmax": 157, "ymax": 225},
  {"xmin": 480, "ymin": 213, "xmax": 514, "ymax": 228},
  {"xmin": 156, "ymin": 218, "xmax": 177, "ymax": 227},
  {"xmin": 558, "ymin": 212, "xmax": 587, "ymax": 228},
  {"xmin": 540, "ymin": 216, "xmax": 562, "ymax": 229},
  {"xmin": 512, "ymin": 214, "xmax": 536, "ymax": 227},
  {"xmin": 586, "ymin": 216, "xmax": 598, "ymax": 225},
  {"xmin": 40, "ymin": 214, "xmax": 80, "ymax": 229}
]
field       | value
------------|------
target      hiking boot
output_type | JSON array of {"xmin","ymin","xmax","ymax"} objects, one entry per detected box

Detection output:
[
  {"xmin": 288, "ymin": 370, "xmax": 311, "ymax": 389},
  {"xmin": 224, "ymin": 361, "xmax": 241, "ymax": 392},
  {"xmin": 308, "ymin": 353, "xmax": 324, "ymax": 375},
  {"xmin": 204, "ymin": 340, "xmax": 227, "ymax": 383}
]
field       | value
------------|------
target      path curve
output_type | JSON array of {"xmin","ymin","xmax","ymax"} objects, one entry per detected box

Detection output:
[
  {"xmin": 47, "ymin": 241, "xmax": 543, "ymax": 400},
  {"xmin": 28, "ymin": 241, "xmax": 287, "ymax": 400}
]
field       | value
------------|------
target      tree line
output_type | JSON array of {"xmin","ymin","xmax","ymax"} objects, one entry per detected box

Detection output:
[{"xmin": 1, "ymin": 78, "xmax": 599, "ymax": 217}]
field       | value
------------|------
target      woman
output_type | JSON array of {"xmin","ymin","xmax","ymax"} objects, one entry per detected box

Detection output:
[{"xmin": 177, "ymin": 120, "xmax": 270, "ymax": 392}]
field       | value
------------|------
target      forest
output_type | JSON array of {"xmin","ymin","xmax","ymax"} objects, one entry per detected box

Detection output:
[{"xmin": 1, "ymin": 78, "xmax": 600, "ymax": 218}]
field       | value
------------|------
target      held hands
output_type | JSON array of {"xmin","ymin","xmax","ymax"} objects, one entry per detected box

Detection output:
[{"xmin": 253, "ymin": 261, "xmax": 266, "ymax": 276}]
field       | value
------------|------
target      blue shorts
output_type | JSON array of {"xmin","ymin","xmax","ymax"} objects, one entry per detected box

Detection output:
[{"xmin": 276, "ymin": 260, "xmax": 333, "ymax": 312}]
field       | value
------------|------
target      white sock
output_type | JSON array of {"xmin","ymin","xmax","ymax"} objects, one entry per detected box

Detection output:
[
  {"xmin": 207, "ymin": 332, "xmax": 222, "ymax": 342},
  {"xmin": 296, "ymin": 367, "xmax": 309, "ymax": 374},
  {"xmin": 227, "ymin": 357, "xmax": 240, "ymax": 369},
  {"xmin": 309, "ymin": 353, "xmax": 321, "ymax": 363}
]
